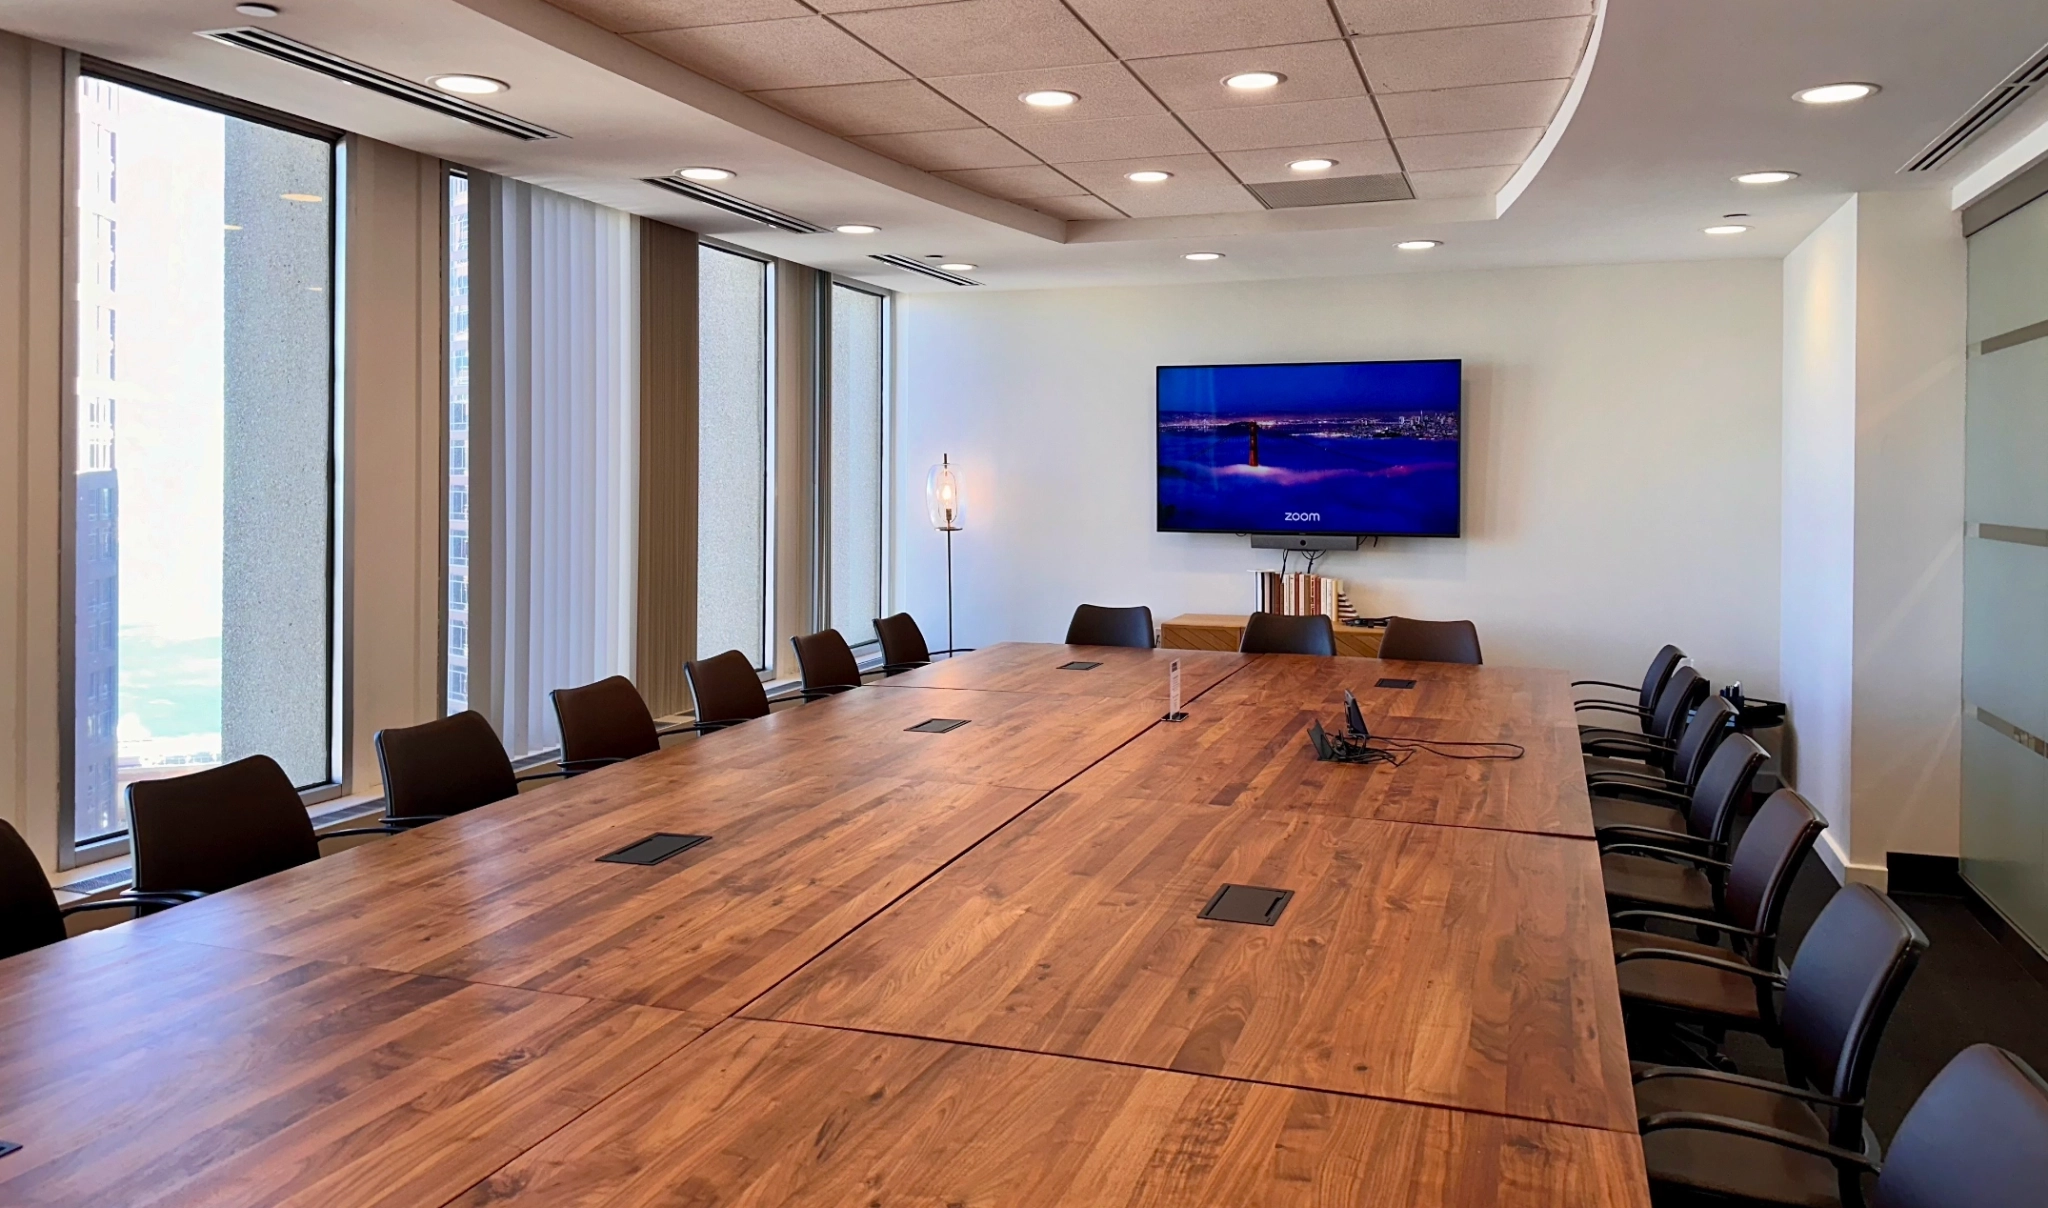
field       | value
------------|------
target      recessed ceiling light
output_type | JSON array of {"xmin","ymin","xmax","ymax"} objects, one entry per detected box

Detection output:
[
  {"xmin": 1395, "ymin": 239, "xmax": 1440, "ymax": 250},
  {"xmin": 939, "ymin": 263, "xmax": 977, "ymax": 272},
  {"xmin": 1183, "ymin": 251, "xmax": 1224, "ymax": 261},
  {"xmin": 1125, "ymin": 170, "xmax": 1172, "ymax": 183},
  {"xmin": 428, "ymin": 75, "xmax": 508, "ymax": 96},
  {"xmin": 234, "ymin": 3, "xmax": 280, "ymax": 16},
  {"xmin": 677, "ymin": 166, "xmax": 734, "ymax": 182},
  {"xmin": 1704, "ymin": 224, "xmax": 1749, "ymax": 236},
  {"xmin": 1021, "ymin": 90, "xmax": 1079, "ymax": 108},
  {"xmin": 1288, "ymin": 158, "xmax": 1335, "ymax": 173},
  {"xmin": 279, "ymin": 193, "xmax": 323, "ymax": 203},
  {"xmin": 1734, "ymin": 170, "xmax": 1798, "ymax": 185},
  {"xmin": 1224, "ymin": 71, "xmax": 1284, "ymax": 91},
  {"xmin": 1793, "ymin": 82, "xmax": 1877, "ymax": 105},
  {"xmin": 835, "ymin": 224, "xmax": 880, "ymax": 235}
]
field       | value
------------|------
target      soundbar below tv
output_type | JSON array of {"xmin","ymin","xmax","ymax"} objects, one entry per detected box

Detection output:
[{"xmin": 1156, "ymin": 358, "xmax": 1461, "ymax": 538}]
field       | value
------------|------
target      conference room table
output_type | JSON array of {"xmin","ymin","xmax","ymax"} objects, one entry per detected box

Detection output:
[{"xmin": 0, "ymin": 642, "xmax": 1648, "ymax": 1207}]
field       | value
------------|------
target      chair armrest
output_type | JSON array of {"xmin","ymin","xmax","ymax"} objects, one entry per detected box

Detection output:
[
  {"xmin": 1572, "ymin": 679, "xmax": 1640, "ymax": 692},
  {"xmin": 1612, "ymin": 909, "xmax": 1762, "ymax": 937},
  {"xmin": 1632, "ymin": 1065, "xmax": 1860, "ymax": 1110},
  {"xmin": 320, "ymin": 825, "xmax": 409, "ymax": 842},
  {"xmin": 1591, "ymin": 782, "xmax": 1691, "ymax": 806},
  {"xmin": 383, "ymin": 814, "xmax": 448, "ymax": 828},
  {"xmin": 513, "ymin": 770, "xmax": 569, "ymax": 785},
  {"xmin": 558, "ymin": 757, "xmax": 628, "ymax": 776},
  {"xmin": 931, "ymin": 647, "xmax": 976, "ymax": 656},
  {"xmin": 1582, "ymin": 727, "xmax": 1673, "ymax": 748},
  {"xmin": 1603, "ymin": 841, "xmax": 1730, "ymax": 868},
  {"xmin": 654, "ymin": 721, "xmax": 738, "ymax": 738},
  {"xmin": 1637, "ymin": 1113, "xmax": 1877, "ymax": 1173},
  {"xmin": 1615, "ymin": 947, "xmax": 1785, "ymax": 985},
  {"xmin": 59, "ymin": 894, "xmax": 190, "ymax": 917},
  {"xmin": 118, "ymin": 888, "xmax": 206, "ymax": 904},
  {"xmin": 1575, "ymin": 701, "xmax": 1651, "ymax": 719},
  {"xmin": 798, "ymin": 687, "xmax": 855, "ymax": 700},
  {"xmin": 879, "ymin": 660, "xmax": 929, "ymax": 675}
]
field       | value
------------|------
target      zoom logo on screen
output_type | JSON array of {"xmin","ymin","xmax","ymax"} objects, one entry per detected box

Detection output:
[{"xmin": 1283, "ymin": 511, "xmax": 1322, "ymax": 522}]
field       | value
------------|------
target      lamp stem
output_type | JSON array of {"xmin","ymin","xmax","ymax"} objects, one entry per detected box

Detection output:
[{"xmin": 945, "ymin": 527, "xmax": 955, "ymax": 657}]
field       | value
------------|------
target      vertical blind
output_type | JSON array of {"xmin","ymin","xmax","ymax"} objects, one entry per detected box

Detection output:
[
  {"xmin": 697, "ymin": 246, "xmax": 772, "ymax": 669},
  {"xmin": 829, "ymin": 283, "xmax": 885, "ymax": 646},
  {"xmin": 466, "ymin": 172, "xmax": 639, "ymax": 759}
]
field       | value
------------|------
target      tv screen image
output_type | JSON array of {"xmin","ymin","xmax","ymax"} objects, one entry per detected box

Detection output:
[{"xmin": 1157, "ymin": 359, "xmax": 1462, "ymax": 537}]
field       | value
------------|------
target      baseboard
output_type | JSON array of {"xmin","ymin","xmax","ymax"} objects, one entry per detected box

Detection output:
[
  {"xmin": 1886, "ymin": 852, "xmax": 1968, "ymax": 896},
  {"xmin": 1814, "ymin": 830, "xmax": 1888, "ymax": 889},
  {"xmin": 1958, "ymin": 870, "xmax": 2048, "ymax": 994}
]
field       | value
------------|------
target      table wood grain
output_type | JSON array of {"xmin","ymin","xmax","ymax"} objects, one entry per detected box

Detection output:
[
  {"xmin": 457, "ymin": 1019, "xmax": 1650, "ymax": 1208},
  {"xmin": 751, "ymin": 786, "xmax": 1635, "ymax": 1131},
  {"xmin": 872, "ymin": 641, "xmax": 1248, "ymax": 701},
  {"xmin": 131, "ymin": 772, "xmax": 1041, "ymax": 1026},
  {"xmin": 1196, "ymin": 653, "xmax": 1577, "ymax": 724},
  {"xmin": 0, "ymin": 930, "xmax": 698, "ymax": 1208},
  {"xmin": 1067, "ymin": 701, "xmax": 1595, "ymax": 836}
]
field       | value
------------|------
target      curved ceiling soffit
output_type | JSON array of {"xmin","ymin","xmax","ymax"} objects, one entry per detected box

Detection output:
[{"xmin": 1496, "ymin": 0, "xmax": 1606, "ymax": 217}]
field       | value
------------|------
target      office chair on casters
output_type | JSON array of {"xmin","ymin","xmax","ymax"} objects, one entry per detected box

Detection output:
[
  {"xmin": 792, "ymin": 629, "xmax": 866, "ymax": 697},
  {"xmin": 1377, "ymin": 617, "xmax": 1482, "ymax": 664},
  {"xmin": 552, "ymin": 674, "xmax": 727, "ymax": 774},
  {"xmin": 1575, "ymin": 643, "xmax": 1685, "ymax": 712},
  {"xmin": 1065, "ymin": 604, "xmax": 1156, "ymax": 649},
  {"xmin": 873, "ymin": 612, "xmax": 972, "ymax": 674},
  {"xmin": 0, "ymin": 819, "xmax": 186, "ymax": 961},
  {"xmin": 1239, "ymin": 611, "xmax": 1337, "ymax": 656},
  {"xmin": 376, "ymin": 710, "xmax": 570, "ymax": 827},
  {"xmin": 126, "ymin": 754, "xmax": 407, "ymax": 906}
]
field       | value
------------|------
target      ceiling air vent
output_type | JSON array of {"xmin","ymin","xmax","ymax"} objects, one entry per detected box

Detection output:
[
  {"xmin": 196, "ymin": 28, "xmax": 562, "ymax": 141},
  {"xmin": 641, "ymin": 177, "xmax": 826, "ymax": 233},
  {"xmin": 1247, "ymin": 173, "xmax": 1414, "ymax": 209},
  {"xmin": 1904, "ymin": 40, "xmax": 2048, "ymax": 172},
  {"xmin": 869, "ymin": 256, "xmax": 982, "ymax": 286}
]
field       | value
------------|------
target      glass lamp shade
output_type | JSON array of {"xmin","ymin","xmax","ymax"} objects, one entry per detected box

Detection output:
[{"xmin": 927, "ymin": 456, "xmax": 966, "ymax": 532}]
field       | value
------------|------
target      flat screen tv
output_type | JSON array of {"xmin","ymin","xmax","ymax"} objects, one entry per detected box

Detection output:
[{"xmin": 1157, "ymin": 358, "xmax": 1462, "ymax": 537}]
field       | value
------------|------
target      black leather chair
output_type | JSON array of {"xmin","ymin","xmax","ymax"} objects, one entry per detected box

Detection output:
[
  {"xmin": 1587, "ymin": 696, "xmax": 1739, "ymax": 835},
  {"xmin": 1239, "ymin": 611, "xmax": 1337, "ymax": 656},
  {"xmin": 873, "ymin": 612, "xmax": 971, "ymax": 674},
  {"xmin": 1582, "ymin": 663, "xmax": 1709, "ymax": 752},
  {"xmin": 1627, "ymin": 884, "xmax": 1930, "ymax": 1207},
  {"xmin": 1597, "ymin": 734, "xmax": 1767, "ymax": 916},
  {"xmin": 1575, "ymin": 643, "xmax": 1685, "ymax": 712},
  {"xmin": 792, "ymin": 629, "xmax": 865, "ymax": 696},
  {"xmin": 1065, "ymin": 604, "xmax": 1155, "ymax": 649},
  {"xmin": 684, "ymin": 651, "xmax": 773, "ymax": 729},
  {"xmin": 127, "ymin": 755, "xmax": 403, "ymax": 903},
  {"xmin": 0, "ymin": 819, "xmax": 184, "ymax": 961},
  {"xmin": 1377, "ymin": 616, "xmax": 1482, "ymax": 664},
  {"xmin": 375, "ymin": 710, "xmax": 568, "ymax": 827},
  {"xmin": 551, "ymin": 674, "xmax": 721, "ymax": 772}
]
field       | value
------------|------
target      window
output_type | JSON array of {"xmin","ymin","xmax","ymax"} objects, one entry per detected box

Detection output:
[
  {"xmin": 446, "ymin": 173, "xmax": 470, "ymax": 713},
  {"xmin": 828, "ymin": 283, "xmax": 886, "ymax": 647},
  {"xmin": 698, "ymin": 245, "xmax": 773, "ymax": 670},
  {"xmin": 68, "ymin": 74, "xmax": 338, "ymax": 847}
]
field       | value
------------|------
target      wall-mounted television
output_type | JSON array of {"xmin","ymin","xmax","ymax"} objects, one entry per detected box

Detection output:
[{"xmin": 1156, "ymin": 358, "xmax": 1462, "ymax": 537}]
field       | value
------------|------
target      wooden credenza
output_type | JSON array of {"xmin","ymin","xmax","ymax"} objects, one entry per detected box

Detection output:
[{"xmin": 1161, "ymin": 612, "xmax": 1384, "ymax": 657}]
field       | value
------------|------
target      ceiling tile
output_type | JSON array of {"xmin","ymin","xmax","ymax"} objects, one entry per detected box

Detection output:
[
  {"xmin": 1376, "ymin": 78, "xmax": 1568, "ymax": 137},
  {"xmin": 927, "ymin": 63, "xmax": 1165, "ymax": 129},
  {"xmin": 1086, "ymin": 180, "xmax": 1265, "ymax": 218},
  {"xmin": 851, "ymin": 126, "xmax": 1040, "ymax": 170},
  {"xmin": 750, "ymin": 80, "xmax": 981, "ymax": 135},
  {"xmin": 1394, "ymin": 126, "xmax": 1543, "ymax": 171},
  {"xmin": 1213, "ymin": 140, "xmax": 1400, "ymax": 182},
  {"xmin": 935, "ymin": 165, "xmax": 1088, "ymax": 199},
  {"xmin": 1003, "ymin": 114, "xmax": 1204, "ymax": 162},
  {"xmin": 1352, "ymin": 17, "xmax": 1589, "ymax": 93},
  {"xmin": 1125, "ymin": 41, "xmax": 1365, "ymax": 113},
  {"xmin": 633, "ymin": 18, "xmax": 909, "ymax": 90},
  {"xmin": 1027, "ymin": 194, "xmax": 1126, "ymax": 219},
  {"xmin": 1404, "ymin": 163, "xmax": 1516, "ymax": 198},
  {"xmin": 809, "ymin": 0, "xmax": 959, "ymax": 10},
  {"xmin": 1335, "ymin": 0, "xmax": 1591, "ymax": 37},
  {"xmin": 1062, "ymin": 0, "xmax": 1341, "ymax": 58},
  {"xmin": 1178, "ymin": 96, "xmax": 1386, "ymax": 151},
  {"xmin": 1052, "ymin": 151, "xmax": 1238, "ymax": 191},
  {"xmin": 832, "ymin": 0, "xmax": 1114, "ymax": 76},
  {"xmin": 544, "ymin": 0, "xmax": 811, "ymax": 33}
]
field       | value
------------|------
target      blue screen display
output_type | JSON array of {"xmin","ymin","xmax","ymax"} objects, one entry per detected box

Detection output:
[{"xmin": 1157, "ymin": 359, "xmax": 1462, "ymax": 536}]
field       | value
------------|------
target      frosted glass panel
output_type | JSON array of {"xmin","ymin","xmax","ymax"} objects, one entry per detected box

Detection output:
[
  {"xmin": 829, "ymin": 284, "xmax": 884, "ymax": 647},
  {"xmin": 698, "ymin": 247, "xmax": 770, "ymax": 669}
]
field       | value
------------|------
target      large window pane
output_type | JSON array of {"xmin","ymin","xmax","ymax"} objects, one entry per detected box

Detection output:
[
  {"xmin": 829, "ymin": 283, "xmax": 885, "ymax": 646},
  {"xmin": 446, "ymin": 173, "xmax": 470, "ymax": 713},
  {"xmin": 71, "ymin": 76, "xmax": 336, "ymax": 845},
  {"xmin": 698, "ymin": 246, "xmax": 771, "ymax": 669}
]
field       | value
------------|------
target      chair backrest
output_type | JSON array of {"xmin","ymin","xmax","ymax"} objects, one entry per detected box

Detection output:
[
  {"xmin": 376, "ymin": 710, "xmax": 519, "ymax": 824},
  {"xmin": 1722, "ymin": 788, "xmax": 1827, "ymax": 970},
  {"xmin": 1378, "ymin": 617, "xmax": 1482, "ymax": 664},
  {"xmin": 1637, "ymin": 643, "xmax": 1686, "ymax": 712},
  {"xmin": 1874, "ymin": 1045, "xmax": 2048, "ymax": 1208},
  {"xmin": 1669, "ymin": 695, "xmax": 1739, "ymax": 785},
  {"xmin": 793, "ymin": 629, "xmax": 863, "ymax": 694},
  {"xmin": 128, "ymin": 755, "xmax": 321, "ymax": 896},
  {"xmin": 685, "ymin": 650, "xmax": 772, "ymax": 725},
  {"xmin": 874, "ymin": 612, "xmax": 932, "ymax": 668},
  {"xmin": 1684, "ymin": 732, "xmax": 1766, "ymax": 848},
  {"xmin": 1065, "ymin": 604, "xmax": 1155, "ymax": 649},
  {"xmin": 0, "ymin": 819, "xmax": 65, "ymax": 961},
  {"xmin": 551, "ymin": 675, "xmax": 663, "ymax": 766},
  {"xmin": 1649, "ymin": 665, "xmax": 1710, "ymax": 743},
  {"xmin": 1239, "ymin": 611, "xmax": 1337, "ymax": 656},
  {"xmin": 1781, "ymin": 884, "xmax": 1929, "ymax": 1146}
]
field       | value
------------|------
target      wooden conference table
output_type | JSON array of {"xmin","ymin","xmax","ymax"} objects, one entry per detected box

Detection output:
[{"xmin": 0, "ymin": 643, "xmax": 1648, "ymax": 1207}]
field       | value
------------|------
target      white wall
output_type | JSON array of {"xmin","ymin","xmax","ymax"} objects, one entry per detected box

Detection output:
[{"xmin": 894, "ymin": 260, "xmax": 1785, "ymax": 692}]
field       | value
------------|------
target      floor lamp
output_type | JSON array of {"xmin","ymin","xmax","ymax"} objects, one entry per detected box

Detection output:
[{"xmin": 926, "ymin": 454, "xmax": 965, "ymax": 657}]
